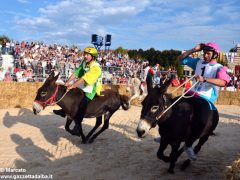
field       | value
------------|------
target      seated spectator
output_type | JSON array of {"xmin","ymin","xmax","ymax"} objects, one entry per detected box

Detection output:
[
  {"xmin": 180, "ymin": 76, "xmax": 192, "ymax": 89},
  {"xmin": 3, "ymin": 72, "xmax": 12, "ymax": 81},
  {"xmin": 25, "ymin": 67, "xmax": 33, "ymax": 81},
  {"xmin": 172, "ymin": 76, "xmax": 180, "ymax": 87}
]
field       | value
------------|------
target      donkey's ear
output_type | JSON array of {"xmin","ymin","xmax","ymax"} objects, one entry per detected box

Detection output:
[
  {"xmin": 159, "ymin": 76, "xmax": 174, "ymax": 93},
  {"xmin": 53, "ymin": 72, "xmax": 60, "ymax": 82},
  {"xmin": 146, "ymin": 74, "xmax": 153, "ymax": 93},
  {"xmin": 49, "ymin": 70, "xmax": 55, "ymax": 79}
]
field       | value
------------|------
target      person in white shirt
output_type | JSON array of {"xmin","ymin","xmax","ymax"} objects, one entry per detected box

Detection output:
[{"xmin": 0, "ymin": 67, "xmax": 6, "ymax": 81}]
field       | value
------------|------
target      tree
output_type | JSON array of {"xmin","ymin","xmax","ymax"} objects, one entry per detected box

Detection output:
[
  {"xmin": 0, "ymin": 35, "xmax": 10, "ymax": 45},
  {"xmin": 127, "ymin": 48, "xmax": 182, "ymax": 72},
  {"xmin": 115, "ymin": 46, "xmax": 127, "ymax": 55},
  {"xmin": 229, "ymin": 47, "xmax": 236, "ymax": 52}
]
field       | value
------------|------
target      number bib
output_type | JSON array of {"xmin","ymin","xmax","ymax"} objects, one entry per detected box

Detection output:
[{"xmin": 192, "ymin": 60, "xmax": 222, "ymax": 103}]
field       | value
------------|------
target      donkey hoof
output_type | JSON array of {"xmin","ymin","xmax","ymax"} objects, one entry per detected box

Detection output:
[
  {"xmin": 158, "ymin": 154, "xmax": 170, "ymax": 162},
  {"xmin": 69, "ymin": 130, "xmax": 80, "ymax": 137},
  {"xmin": 168, "ymin": 169, "xmax": 174, "ymax": 174},
  {"xmin": 181, "ymin": 159, "xmax": 191, "ymax": 170},
  {"xmin": 81, "ymin": 139, "xmax": 87, "ymax": 144},
  {"xmin": 88, "ymin": 138, "xmax": 94, "ymax": 144}
]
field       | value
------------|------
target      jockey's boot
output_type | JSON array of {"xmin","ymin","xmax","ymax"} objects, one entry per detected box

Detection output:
[
  {"xmin": 53, "ymin": 109, "xmax": 66, "ymax": 118},
  {"xmin": 183, "ymin": 145, "xmax": 197, "ymax": 161},
  {"xmin": 154, "ymin": 136, "xmax": 161, "ymax": 143}
]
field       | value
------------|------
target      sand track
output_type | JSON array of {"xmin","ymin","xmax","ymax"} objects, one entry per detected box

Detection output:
[{"xmin": 0, "ymin": 105, "xmax": 239, "ymax": 179}]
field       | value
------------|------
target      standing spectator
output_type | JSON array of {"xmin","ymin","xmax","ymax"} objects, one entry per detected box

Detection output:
[
  {"xmin": 21, "ymin": 41, "xmax": 25, "ymax": 49},
  {"xmin": 6, "ymin": 41, "xmax": 10, "ymax": 54},
  {"xmin": 153, "ymin": 71, "xmax": 161, "ymax": 86},
  {"xmin": 46, "ymin": 60, "xmax": 53, "ymax": 74},
  {"xmin": 128, "ymin": 73, "xmax": 141, "ymax": 102},
  {"xmin": 41, "ymin": 60, "xmax": 47, "ymax": 77},
  {"xmin": 0, "ymin": 67, "xmax": 6, "ymax": 81}
]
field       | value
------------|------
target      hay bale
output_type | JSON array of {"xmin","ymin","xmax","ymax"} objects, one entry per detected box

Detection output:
[
  {"xmin": 226, "ymin": 159, "xmax": 240, "ymax": 180},
  {"xmin": 216, "ymin": 98, "xmax": 231, "ymax": 105},
  {"xmin": 0, "ymin": 82, "xmax": 240, "ymax": 109}
]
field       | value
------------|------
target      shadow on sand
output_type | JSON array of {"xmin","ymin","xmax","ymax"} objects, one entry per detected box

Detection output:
[{"xmin": 1, "ymin": 107, "xmax": 240, "ymax": 179}]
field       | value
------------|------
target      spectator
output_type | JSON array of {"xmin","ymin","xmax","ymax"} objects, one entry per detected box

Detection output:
[
  {"xmin": 172, "ymin": 75, "xmax": 180, "ymax": 87},
  {"xmin": 0, "ymin": 67, "xmax": 6, "ymax": 81},
  {"xmin": 3, "ymin": 72, "xmax": 12, "ymax": 81},
  {"xmin": 25, "ymin": 67, "xmax": 33, "ymax": 81}
]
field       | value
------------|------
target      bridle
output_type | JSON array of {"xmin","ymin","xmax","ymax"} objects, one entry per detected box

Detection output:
[
  {"xmin": 142, "ymin": 94, "xmax": 169, "ymax": 127},
  {"xmin": 34, "ymin": 85, "xmax": 69, "ymax": 107},
  {"xmin": 149, "ymin": 94, "xmax": 170, "ymax": 125}
]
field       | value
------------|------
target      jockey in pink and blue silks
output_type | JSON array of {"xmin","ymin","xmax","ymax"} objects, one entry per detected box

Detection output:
[
  {"xmin": 179, "ymin": 42, "xmax": 230, "ymax": 105},
  {"xmin": 178, "ymin": 42, "xmax": 230, "ymax": 160}
]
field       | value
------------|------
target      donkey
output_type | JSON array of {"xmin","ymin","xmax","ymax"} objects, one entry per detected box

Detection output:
[
  {"xmin": 33, "ymin": 71, "xmax": 130, "ymax": 143},
  {"xmin": 136, "ymin": 76, "xmax": 219, "ymax": 173}
]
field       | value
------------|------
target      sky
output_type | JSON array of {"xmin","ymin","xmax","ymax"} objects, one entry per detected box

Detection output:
[{"xmin": 0, "ymin": 0, "xmax": 240, "ymax": 52}]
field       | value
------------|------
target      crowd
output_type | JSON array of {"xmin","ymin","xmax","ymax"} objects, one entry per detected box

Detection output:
[
  {"xmin": 0, "ymin": 40, "xmax": 175, "ymax": 85},
  {"xmin": 0, "ymin": 40, "xmax": 239, "ymax": 91},
  {"xmin": 0, "ymin": 40, "xmax": 144, "ymax": 83}
]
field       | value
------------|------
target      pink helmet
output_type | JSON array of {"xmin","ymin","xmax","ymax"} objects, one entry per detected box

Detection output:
[{"xmin": 203, "ymin": 42, "xmax": 220, "ymax": 55}]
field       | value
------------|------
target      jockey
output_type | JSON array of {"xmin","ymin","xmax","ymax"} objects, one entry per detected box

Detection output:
[
  {"xmin": 53, "ymin": 46, "xmax": 102, "ymax": 119},
  {"xmin": 177, "ymin": 42, "xmax": 230, "ymax": 160}
]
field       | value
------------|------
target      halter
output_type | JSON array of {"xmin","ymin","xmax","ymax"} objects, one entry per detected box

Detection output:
[{"xmin": 34, "ymin": 85, "xmax": 69, "ymax": 107}]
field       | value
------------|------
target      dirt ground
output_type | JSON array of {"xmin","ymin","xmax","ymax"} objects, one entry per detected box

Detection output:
[{"xmin": 0, "ymin": 105, "xmax": 239, "ymax": 180}]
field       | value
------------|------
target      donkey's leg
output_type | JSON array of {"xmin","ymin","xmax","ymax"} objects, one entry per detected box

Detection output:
[
  {"xmin": 88, "ymin": 111, "xmax": 113, "ymax": 143},
  {"xmin": 85, "ymin": 116, "xmax": 102, "ymax": 142},
  {"xmin": 168, "ymin": 142, "xmax": 181, "ymax": 174},
  {"xmin": 65, "ymin": 117, "xmax": 72, "ymax": 133},
  {"xmin": 194, "ymin": 135, "xmax": 209, "ymax": 154},
  {"xmin": 72, "ymin": 102, "xmax": 88, "ymax": 143},
  {"xmin": 181, "ymin": 136, "xmax": 209, "ymax": 170},
  {"xmin": 157, "ymin": 138, "xmax": 170, "ymax": 163}
]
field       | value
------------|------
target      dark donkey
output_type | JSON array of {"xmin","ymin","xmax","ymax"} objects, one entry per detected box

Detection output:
[
  {"xmin": 33, "ymin": 71, "xmax": 130, "ymax": 143},
  {"xmin": 136, "ymin": 76, "xmax": 219, "ymax": 173}
]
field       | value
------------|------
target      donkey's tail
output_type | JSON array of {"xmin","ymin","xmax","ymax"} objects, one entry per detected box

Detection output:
[{"xmin": 120, "ymin": 95, "xmax": 130, "ymax": 110}]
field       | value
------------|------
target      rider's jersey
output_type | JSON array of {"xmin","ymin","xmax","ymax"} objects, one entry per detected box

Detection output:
[
  {"xmin": 181, "ymin": 57, "xmax": 229, "ymax": 104},
  {"xmin": 74, "ymin": 60, "xmax": 102, "ymax": 100}
]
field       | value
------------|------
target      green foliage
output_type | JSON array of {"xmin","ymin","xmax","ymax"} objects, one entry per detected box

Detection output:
[
  {"xmin": 128, "ymin": 48, "xmax": 182, "ymax": 70},
  {"xmin": 115, "ymin": 46, "xmax": 127, "ymax": 54}
]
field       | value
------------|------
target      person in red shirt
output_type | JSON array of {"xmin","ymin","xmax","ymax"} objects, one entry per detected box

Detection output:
[{"xmin": 171, "ymin": 76, "xmax": 180, "ymax": 87}]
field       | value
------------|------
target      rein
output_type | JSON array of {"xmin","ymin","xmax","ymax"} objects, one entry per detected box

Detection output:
[
  {"xmin": 34, "ymin": 85, "xmax": 69, "ymax": 107},
  {"xmin": 155, "ymin": 75, "xmax": 199, "ymax": 121}
]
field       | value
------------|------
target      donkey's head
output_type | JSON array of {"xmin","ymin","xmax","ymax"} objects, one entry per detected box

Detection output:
[
  {"xmin": 33, "ymin": 71, "xmax": 59, "ymax": 114},
  {"xmin": 136, "ymin": 75, "xmax": 173, "ymax": 138}
]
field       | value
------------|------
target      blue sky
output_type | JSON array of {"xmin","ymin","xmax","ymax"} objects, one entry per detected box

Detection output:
[{"xmin": 0, "ymin": 0, "xmax": 240, "ymax": 52}]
